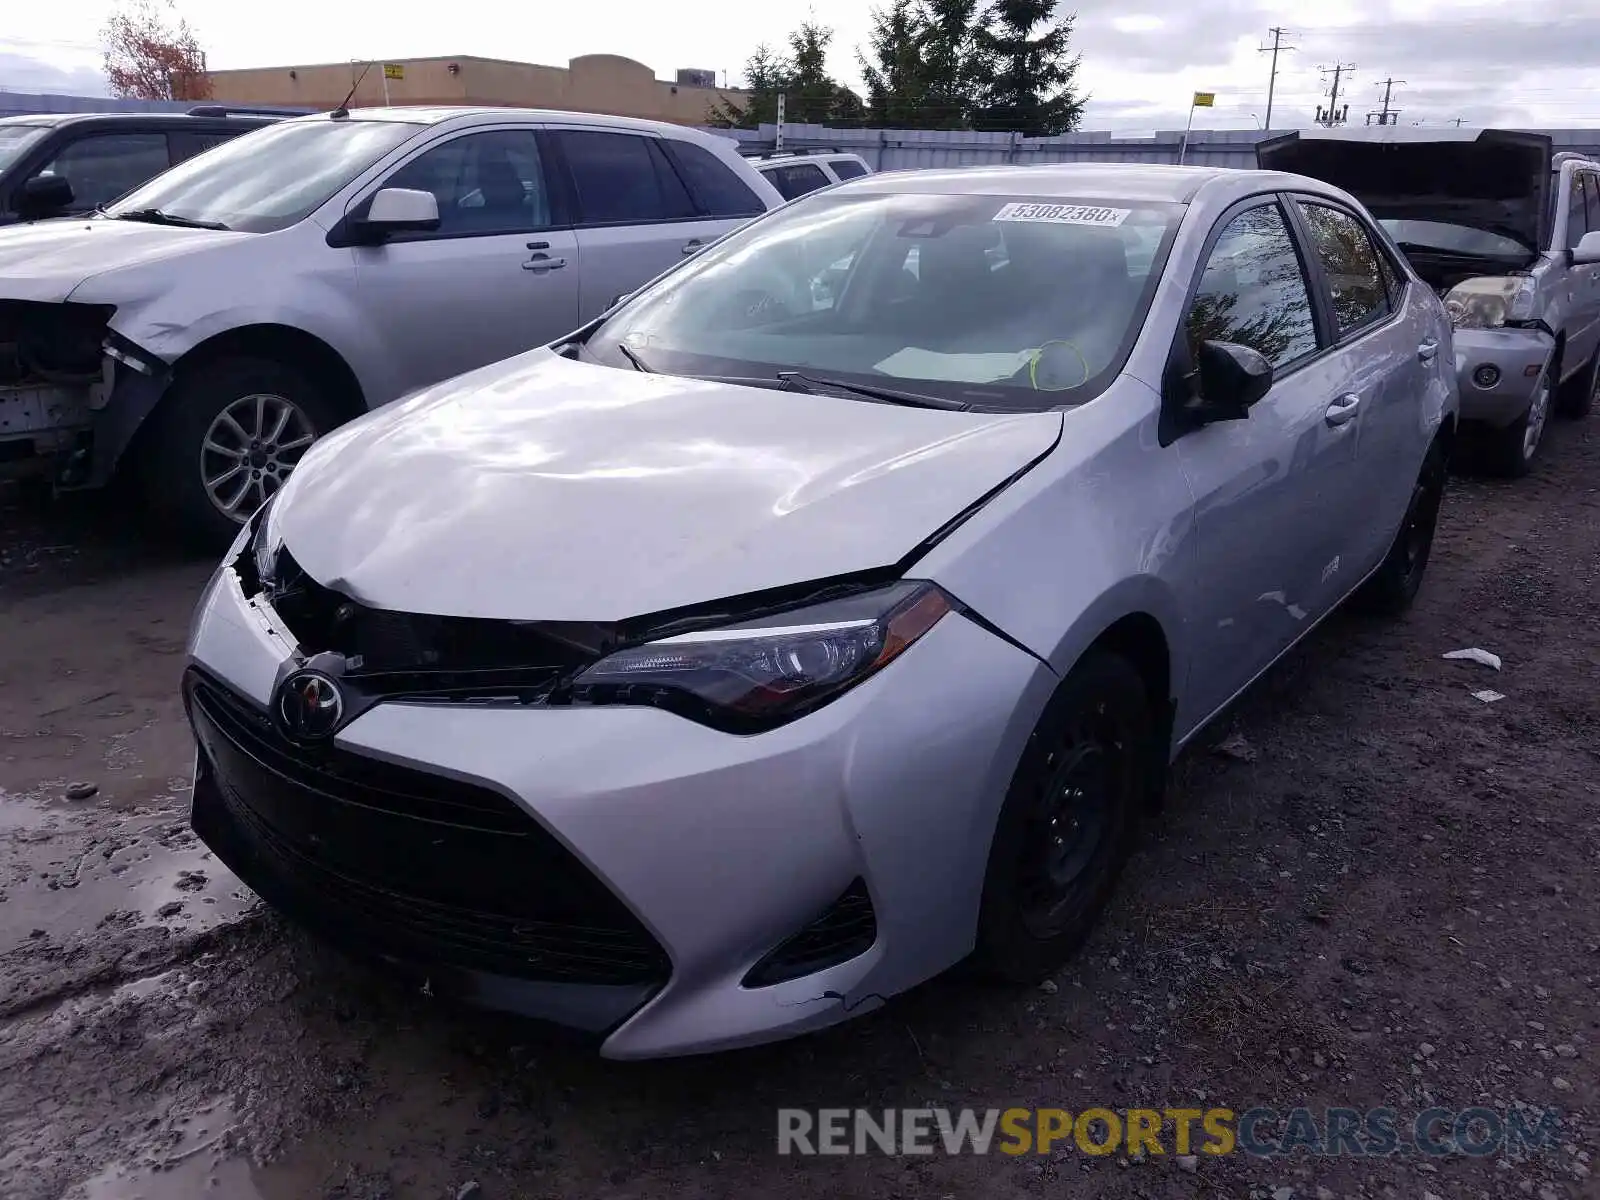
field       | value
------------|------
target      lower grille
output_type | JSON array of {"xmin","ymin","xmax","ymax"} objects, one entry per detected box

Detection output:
[
  {"xmin": 185, "ymin": 669, "xmax": 670, "ymax": 988},
  {"xmin": 743, "ymin": 878, "xmax": 877, "ymax": 987}
]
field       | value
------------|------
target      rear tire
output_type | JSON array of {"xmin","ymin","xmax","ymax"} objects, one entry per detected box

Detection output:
[
  {"xmin": 974, "ymin": 650, "xmax": 1152, "ymax": 983},
  {"xmin": 139, "ymin": 356, "xmax": 339, "ymax": 552},
  {"xmin": 1352, "ymin": 437, "xmax": 1447, "ymax": 617},
  {"xmin": 1479, "ymin": 370, "xmax": 1552, "ymax": 479}
]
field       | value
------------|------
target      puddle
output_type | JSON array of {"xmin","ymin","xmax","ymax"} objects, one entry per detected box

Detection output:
[
  {"xmin": 0, "ymin": 808, "xmax": 258, "ymax": 954},
  {"xmin": 76, "ymin": 1100, "xmax": 269, "ymax": 1200},
  {"xmin": 0, "ymin": 783, "xmax": 99, "ymax": 833}
]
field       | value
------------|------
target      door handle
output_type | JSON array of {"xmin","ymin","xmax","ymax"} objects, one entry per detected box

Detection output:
[
  {"xmin": 523, "ymin": 253, "xmax": 567, "ymax": 273},
  {"xmin": 1417, "ymin": 338, "xmax": 1439, "ymax": 362},
  {"xmin": 681, "ymin": 238, "xmax": 704, "ymax": 256},
  {"xmin": 1325, "ymin": 393, "xmax": 1362, "ymax": 428}
]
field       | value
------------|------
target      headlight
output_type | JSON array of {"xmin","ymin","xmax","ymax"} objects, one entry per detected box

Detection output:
[
  {"xmin": 1444, "ymin": 276, "xmax": 1536, "ymax": 330},
  {"xmin": 249, "ymin": 494, "xmax": 281, "ymax": 586},
  {"xmin": 570, "ymin": 581, "xmax": 954, "ymax": 732}
]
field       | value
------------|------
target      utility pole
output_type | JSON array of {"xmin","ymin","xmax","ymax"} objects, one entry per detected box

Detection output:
[
  {"xmin": 1316, "ymin": 62, "xmax": 1356, "ymax": 127},
  {"xmin": 775, "ymin": 92, "xmax": 786, "ymax": 151},
  {"xmin": 1366, "ymin": 77, "xmax": 1405, "ymax": 126},
  {"xmin": 1258, "ymin": 26, "xmax": 1295, "ymax": 131}
]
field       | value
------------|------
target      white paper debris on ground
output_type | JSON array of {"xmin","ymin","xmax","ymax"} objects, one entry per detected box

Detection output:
[
  {"xmin": 1472, "ymin": 689, "xmax": 1506, "ymax": 704},
  {"xmin": 1444, "ymin": 647, "xmax": 1502, "ymax": 670}
]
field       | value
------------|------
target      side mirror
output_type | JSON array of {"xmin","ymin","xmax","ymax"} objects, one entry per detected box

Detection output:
[
  {"xmin": 1193, "ymin": 339, "xmax": 1274, "ymax": 418},
  {"xmin": 606, "ymin": 291, "xmax": 633, "ymax": 312},
  {"xmin": 1573, "ymin": 230, "xmax": 1600, "ymax": 266},
  {"xmin": 17, "ymin": 174, "xmax": 74, "ymax": 219},
  {"xmin": 355, "ymin": 187, "xmax": 440, "ymax": 241}
]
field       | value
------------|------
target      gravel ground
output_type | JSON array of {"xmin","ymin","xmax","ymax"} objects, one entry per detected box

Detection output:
[{"xmin": 0, "ymin": 418, "xmax": 1595, "ymax": 1200}]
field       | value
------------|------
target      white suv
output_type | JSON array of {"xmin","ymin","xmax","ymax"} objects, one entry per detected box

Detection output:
[
  {"xmin": 0, "ymin": 107, "xmax": 783, "ymax": 545},
  {"xmin": 748, "ymin": 150, "xmax": 873, "ymax": 201}
]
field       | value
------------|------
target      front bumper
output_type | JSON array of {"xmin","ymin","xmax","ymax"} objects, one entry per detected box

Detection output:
[
  {"xmin": 1452, "ymin": 326, "xmax": 1556, "ymax": 428},
  {"xmin": 184, "ymin": 563, "xmax": 1052, "ymax": 1059}
]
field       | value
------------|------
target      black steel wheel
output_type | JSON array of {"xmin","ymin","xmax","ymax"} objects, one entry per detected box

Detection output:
[{"xmin": 975, "ymin": 650, "xmax": 1152, "ymax": 983}]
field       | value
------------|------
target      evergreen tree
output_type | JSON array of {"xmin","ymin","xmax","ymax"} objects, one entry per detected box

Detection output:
[
  {"xmin": 710, "ymin": 24, "xmax": 867, "ymax": 129},
  {"xmin": 860, "ymin": 0, "xmax": 931, "ymax": 127},
  {"xmin": 918, "ymin": 0, "xmax": 986, "ymax": 128},
  {"xmin": 971, "ymin": 0, "xmax": 1087, "ymax": 136},
  {"xmin": 709, "ymin": 44, "xmax": 785, "ymax": 128}
]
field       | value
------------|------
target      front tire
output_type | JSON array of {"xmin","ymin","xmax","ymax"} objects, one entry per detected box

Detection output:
[
  {"xmin": 1480, "ymin": 369, "xmax": 1552, "ymax": 479},
  {"xmin": 974, "ymin": 650, "xmax": 1152, "ymax": 983},
  {"xmin": 140, "ymin": 357, "xmax": 337, "ymax": 551},
  {"xmin": 1556, "ymin": 347, "xmax": 1598, "ymax": 419},
  {"xmin": 1353, "ymin": 437, "xmax": 1447, "ymax": 616}
]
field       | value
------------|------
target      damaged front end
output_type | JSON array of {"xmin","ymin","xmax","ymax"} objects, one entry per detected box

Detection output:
[{"xmin": 0, "ymin": 300, "xmax": 166, "ymax": 488}]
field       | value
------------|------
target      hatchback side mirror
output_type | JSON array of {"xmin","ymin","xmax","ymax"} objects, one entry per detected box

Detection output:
[
  {"xmin": 1194, "ymin": 339, "xmax": 1274, "ymax": 418},
  {"xmin": 1572, "ymin": 230, "xmax": 1600, "ymax": 266},
  {"xmin": 17, "ymin": 174, "xmax": 74, "ymax": 219}
]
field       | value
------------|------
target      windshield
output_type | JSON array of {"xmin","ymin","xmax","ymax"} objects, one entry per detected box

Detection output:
[
  {"xmin": 1381, "ymin": 218, "xmax": 1529, "ymax": 259},
  {"xmin": 587, "ymin": 191, "xmax": 1183, "ymax": 409},
  {"xmin": 102, "ymin": 119, "xmax": 422, "ymax": 233},
  {"xmin": 0, "ymin": 125, "xmax": 49, "ymax": 175}
]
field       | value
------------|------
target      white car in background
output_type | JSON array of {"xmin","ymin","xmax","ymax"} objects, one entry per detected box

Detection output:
[
  {"xmin": 0, "ymin": 107, "xmax": 782, "ymax": 545},
  {"xmin": 748, "ymin": 149, "xmax": 874, "ymax": 200}
]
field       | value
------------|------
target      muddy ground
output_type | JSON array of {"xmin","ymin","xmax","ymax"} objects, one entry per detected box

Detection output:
[{"xmin": 0, "ymin": 421, "xmax": 1596, "ymax": 1200}]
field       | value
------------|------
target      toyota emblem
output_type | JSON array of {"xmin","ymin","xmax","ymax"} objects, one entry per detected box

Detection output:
[{"xmin": 273, "ymin": 669, "xmax": 344, "ymax": 742}]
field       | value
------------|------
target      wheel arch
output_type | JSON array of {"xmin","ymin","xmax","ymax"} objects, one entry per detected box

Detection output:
[{"xmin": 170, "ymin": 323, "xmax": 368, "ymax": 424}]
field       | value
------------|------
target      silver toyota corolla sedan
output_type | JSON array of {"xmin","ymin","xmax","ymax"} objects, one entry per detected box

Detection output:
[{"xmin": 183, "ymin": 162, "xmax": 1459, "ymax": 1059}]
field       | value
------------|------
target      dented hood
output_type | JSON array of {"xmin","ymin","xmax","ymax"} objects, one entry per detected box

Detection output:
[
  {"xmin": 0, "ymin": 217, "xmax": 247, "ymax": 303},
  {"xmin": 270, "ymin": 350, "xmax": 1061, "ymax": 622},
  {"xmin": 1256, "ymin": 127, "xmax": 1552, "ymax": 252}
]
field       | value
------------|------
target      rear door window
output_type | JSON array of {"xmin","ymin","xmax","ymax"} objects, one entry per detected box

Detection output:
[
  {"xmin": 764, "ymin": 162, "xmax": 831, "ymax": 201},
  {"xmin": 662, "ymin": 139, "xmax": 765, "ymax": 217},
  {"xmin": 1295, "ymin": 200, "xmax": 1391, "ymax": 337},
  {"xmin": 553, "ymin": 130, "xmax": 697, "ymax": 226},
  {"xmin": 829, "ymin": 159, "xmax": 868, "ymax": 181}
]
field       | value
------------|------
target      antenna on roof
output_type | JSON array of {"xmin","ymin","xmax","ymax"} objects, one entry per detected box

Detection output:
[{"xmin": 331, "ymin": 62, "xmax": 374, "ymax": 120}]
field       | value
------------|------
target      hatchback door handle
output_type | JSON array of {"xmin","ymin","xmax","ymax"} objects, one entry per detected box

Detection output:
[
  {"xmin": 1418, "ymin": 338, "xmax": 1439, "ymax": 362},
  {"xmin": 1325, "ymin": 393, "xmax": 1362, "ymax": 427},
  {"xmin": 523, "ymin": 253, "xmax": 567, "ymax": 272},
  {"xmin": 681, "ymin": 238, "xmax": 704, "ymax": 256}
]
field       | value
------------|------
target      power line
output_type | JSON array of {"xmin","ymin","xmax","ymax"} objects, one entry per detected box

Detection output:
[
  {"xmin": 1367, "ymin": 77, "xmax": 1406, "ymax": 126},
  {"xmin": 1316, "ymin": 62, "xmax": 1356, "ymax": 126},
  {"xmin": 1257, "ymin": 26, "xmax": 1296, "ymax": 131}
]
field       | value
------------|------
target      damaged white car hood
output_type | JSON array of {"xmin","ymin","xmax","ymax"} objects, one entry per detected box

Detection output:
[
  {"xmin": 268, "ymin": 351, "xmax": 1062, "ymax": 621},
  {"xmin": 0, "ymin": 218, "xmax": 245, "ymax": 303}
]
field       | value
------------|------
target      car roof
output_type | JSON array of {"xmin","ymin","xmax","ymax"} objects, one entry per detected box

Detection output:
[
  {"xmin": 290, "ymin": 106, "xmax": 746, "ymax": 154},
  {"xmin": 0, "ymin": 111, "xmax": 275, "ymax": 130},
  {"xmin": 832, "ymin": 161, "xmax": 1357, "ymax": 207}
]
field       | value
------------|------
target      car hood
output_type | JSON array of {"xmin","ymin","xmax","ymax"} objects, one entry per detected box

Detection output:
[
  {"xmin": 270, "ymin": 351, "xmax": 1062, "ymax": 622},
  {"xmin": 0, "ymin": 218, "xmax": 247, "ymax": 302},
  {"xmin": 1256, "ymin": 127, "xmax": 1552, "ymax": 252}
]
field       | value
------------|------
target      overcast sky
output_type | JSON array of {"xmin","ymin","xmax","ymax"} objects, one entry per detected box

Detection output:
[{"xmin": 4, "ymin": 0, "xmax": 1598, "ymax": 133}]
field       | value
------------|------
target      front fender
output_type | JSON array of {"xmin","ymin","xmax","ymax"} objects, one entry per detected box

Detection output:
[{"xmin": 918, "ymin": 381, "xmax": 1194, "ymax": 733}]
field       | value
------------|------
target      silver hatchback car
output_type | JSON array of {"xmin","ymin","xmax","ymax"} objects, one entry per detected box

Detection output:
[{"xmin": 184, "ymin": 163, "xmax": 1457, "ymax": 1059}]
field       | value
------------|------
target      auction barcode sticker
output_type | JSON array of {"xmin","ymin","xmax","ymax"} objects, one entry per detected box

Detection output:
[{"xmin": 992, "ymin": 202, "xmax": 1130, "ymax": 227}]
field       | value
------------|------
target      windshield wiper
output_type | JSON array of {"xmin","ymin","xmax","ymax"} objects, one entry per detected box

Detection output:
[
  {"xmin": 615, "ymin": 343, "xmax": 653, "ymax": 373},
  {"xmin": 776, "ymin": 371, "xmax": 969, "ymax": 411},
  {"xmin": 112, "ymin": 208, "xmax": 230, "ymax": 231}
]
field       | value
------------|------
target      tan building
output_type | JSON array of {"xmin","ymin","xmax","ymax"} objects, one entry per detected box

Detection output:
[{"xmin": 206, "ymin": 53, "xmax": 748, "ymax": 126}]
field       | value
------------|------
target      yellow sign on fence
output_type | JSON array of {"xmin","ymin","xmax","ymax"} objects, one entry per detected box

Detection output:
[{"xmin": 383, "ymin": 64, "xmax": 405, "ymax": 80}]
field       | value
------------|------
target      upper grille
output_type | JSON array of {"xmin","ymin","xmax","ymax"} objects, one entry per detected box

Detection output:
[{"xmin": 185, "ymin": 668, "xmax": 670, "ymax": 987}]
